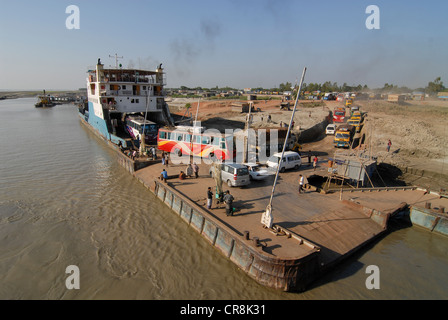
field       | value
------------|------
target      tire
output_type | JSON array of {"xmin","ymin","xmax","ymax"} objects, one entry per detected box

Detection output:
[
  {"xmin": 227, "ymin": 180, "xmax": 233, "ymax": 187},
  {"xmin": 174, "ymin": 148, "xmax": 182, "ymax": 157},
  {"xmin": 280, "ymin": 167, "xmax": 285, "ymax": 173},
  {"xmin": 294, "ymin": 164, "xmax": 299, "ymax": 170}
]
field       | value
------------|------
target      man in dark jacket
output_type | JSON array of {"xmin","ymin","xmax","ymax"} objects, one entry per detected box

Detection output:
[{"xmin": 223, "ymin": 190, "xmax": 234, "ymax": 216}]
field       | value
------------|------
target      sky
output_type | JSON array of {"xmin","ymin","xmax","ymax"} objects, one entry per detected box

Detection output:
[{"xmin": 0, "ymin": 0, "xmax": 447, "ymax": 91}]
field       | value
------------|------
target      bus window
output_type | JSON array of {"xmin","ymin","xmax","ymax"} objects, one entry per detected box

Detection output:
[
  {"xmin": 193, "ymin": 135, "xmax": 201, "ymax": 144},
  {"xmin": 176, "ymin": 133, "xmax": 183, "ymax": 141},
  {"xmin": 160, "ymin": 131, "xmax": 166, "ymax": 139},
  {"xmin": 202, "ymin": 136, "xmax": 210, "ymax": 145},
  {"xmin": 212, "ymin": 137, "xmax": 220, "ymax": 146},
  {"xmin": 185, "ymin": 134, "xmax": 191, "ymax": 143},
  {"xmin": 167, "ymin": 132, "xmax": 172, "ymax": 140}
]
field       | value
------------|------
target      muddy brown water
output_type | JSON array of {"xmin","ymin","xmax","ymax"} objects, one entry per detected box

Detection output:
[{"xmin": 1, "ymin": 98, "xmax": 447, "ymax": 300}]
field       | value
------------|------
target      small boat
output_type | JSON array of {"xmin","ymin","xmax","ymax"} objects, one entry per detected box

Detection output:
[
  {"xmin": 35, "ymin": 95, "xmax": 55, "ymax": 108},
  {"xmin": 35, "ymin": 91, "xmax": 55, "ymax": 108}
]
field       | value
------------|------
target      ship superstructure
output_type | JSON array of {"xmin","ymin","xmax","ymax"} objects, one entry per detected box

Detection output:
[{"xmin": 79, "ymin": 58, "xmax": 173, "ymax": 148}]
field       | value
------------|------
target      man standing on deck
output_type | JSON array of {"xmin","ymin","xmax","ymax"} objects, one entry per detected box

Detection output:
[
  {"xmin": 298, "ymin": 174, "xmax": 304, "ymax": 194},
  {"xmin": 207, "ymin": 187, "xmax": 213, "ymax": 209},
  {"xmin": 193, "ymin": 162, "xmax": 199, "ymax": 178},
  {"xmin": 223, "ymin": 190, "xmax": 234, "ymax": 216}
]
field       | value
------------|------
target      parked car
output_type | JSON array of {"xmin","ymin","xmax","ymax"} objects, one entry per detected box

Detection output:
[
  {"xmin": 209, "ymin": 163, "xmax": 250, "ymax": 187},
  {"xmin": 243, "ymin": 163, "xmax": 273, "ymax": 181},
  {"xmin": 326, "ymin": 123, "xmax": 337, "ymax": 135},
  {"xmin": 266, "ymin": 151, "xmax": 302, "ymax": 173}
]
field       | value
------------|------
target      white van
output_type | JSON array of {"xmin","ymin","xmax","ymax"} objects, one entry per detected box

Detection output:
[
  {"xmin": 209, "ymin": 163, "xmax": 250, "ymax": 187},
  {"xmin": 266, "ymin": 151, "xmax": 302, "ymax": 172}
]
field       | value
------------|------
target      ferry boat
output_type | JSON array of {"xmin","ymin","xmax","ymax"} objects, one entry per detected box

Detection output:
[{"xmin": 78, "ymin": 59, "xmax": 174, "ymax": 149}]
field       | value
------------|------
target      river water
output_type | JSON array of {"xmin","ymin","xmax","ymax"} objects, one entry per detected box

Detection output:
[{"xmin": 1, "ymin": 98, "xmax": 447, "ymax": 300}]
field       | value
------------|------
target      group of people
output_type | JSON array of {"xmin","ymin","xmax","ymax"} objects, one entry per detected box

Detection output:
[
  {"xmin": 179, "ymin": 163, "xmax": 199, "ymax": 180},
  {"xmin": 161, "ymin": 162, "xmax": 201, "ymax": 182},
  {"xmin": 206, "ymin": 187, "xmax": 234, "ymax": 216},
  {"xmin": 306, "ymin": 151, "xmax": 319, "ymax": 171}
]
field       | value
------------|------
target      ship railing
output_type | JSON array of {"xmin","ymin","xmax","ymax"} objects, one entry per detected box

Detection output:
[{"xmin": 99, "ymin": 90, "xmax": 166, "ymax": 98}]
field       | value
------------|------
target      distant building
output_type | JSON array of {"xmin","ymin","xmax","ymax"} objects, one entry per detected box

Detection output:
[
  {"xmin": 412, "ymin": 92, "xmax": 425, "ymax": 101},
  {"xmin": 387, "ymin": 94, "xmax": 405, "ymax": 103}
]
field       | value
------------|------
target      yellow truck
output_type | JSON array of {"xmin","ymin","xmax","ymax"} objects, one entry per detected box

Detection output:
[
  {"xmin": 347, "ymin": 117, "xmax": 362, "ymax": 133},
  {"xmin": 345, "ymin": 99, "xmax": 353, "ymax": 107},
  {"xmin": 334, "ymin": 125, "xmax": 355, "ymax": 148}
]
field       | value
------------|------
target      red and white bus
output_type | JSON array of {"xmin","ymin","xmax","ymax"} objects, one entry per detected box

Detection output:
[{"xmin": 157, "ymin": 126, "xmax": 235, "ymax": 161}]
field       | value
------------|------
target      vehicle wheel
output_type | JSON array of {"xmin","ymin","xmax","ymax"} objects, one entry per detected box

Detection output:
[
  {"xmin": 294, "ymin": 164, "xmax": 299, "ymax": 170},
  {"xmin": 174, "ymin": 148, "xmax": 182, "ymax": 157},
  {"xmin": 227, "ymin": 180, "xmax": 232, "ymax": 187},
  {"xmin": 280, "ymin": 167, "xmax": 285, "ymax": 173}
]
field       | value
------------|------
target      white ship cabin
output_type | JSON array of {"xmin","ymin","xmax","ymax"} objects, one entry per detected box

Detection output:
[{"xmin": 87, "ymin": 61, "xmax": 166, "ymax": 114}]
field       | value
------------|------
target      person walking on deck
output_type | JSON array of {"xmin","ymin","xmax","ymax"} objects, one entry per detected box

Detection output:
[
  {"xmin": 223, "ymin": 190, "xmax": 234, "ymax": 216},
  {"xmin": 313, "ymin": 156, "xmax": 318, "ymax": 171}
]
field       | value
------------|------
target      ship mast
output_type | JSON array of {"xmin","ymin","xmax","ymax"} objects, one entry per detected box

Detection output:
[{"xmin": 109, "ymin": 53, "xmax": 123, "ymax": 69}]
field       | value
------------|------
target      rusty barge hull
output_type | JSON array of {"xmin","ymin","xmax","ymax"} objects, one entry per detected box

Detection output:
[{"xmin": 149, "ymin": 179, "xmax": 322, "ymax": 291}]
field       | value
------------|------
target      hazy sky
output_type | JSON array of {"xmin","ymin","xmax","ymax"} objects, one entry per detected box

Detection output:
[{"xmin": 0, "ymin": 0, "xmax": 447, "ymax": 90}]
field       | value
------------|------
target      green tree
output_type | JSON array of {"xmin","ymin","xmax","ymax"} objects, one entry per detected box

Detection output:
[{"xmin": 426, "ymin": 77, "xmax": 445, "ymax": 95}]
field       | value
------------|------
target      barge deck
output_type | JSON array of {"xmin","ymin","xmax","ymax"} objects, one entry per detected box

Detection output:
[{"xmin": 130, "ymin": 159, "xmax": 447, "ymax": 291}]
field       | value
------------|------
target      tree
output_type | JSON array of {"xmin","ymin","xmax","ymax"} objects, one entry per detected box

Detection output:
[
  {"xmin": 279, "ymin": 82, "xmax": 293, "ymax": 92},
  {"xmin": 426, "ymin": 77, "xmax": 445, "ymax": 95}
]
